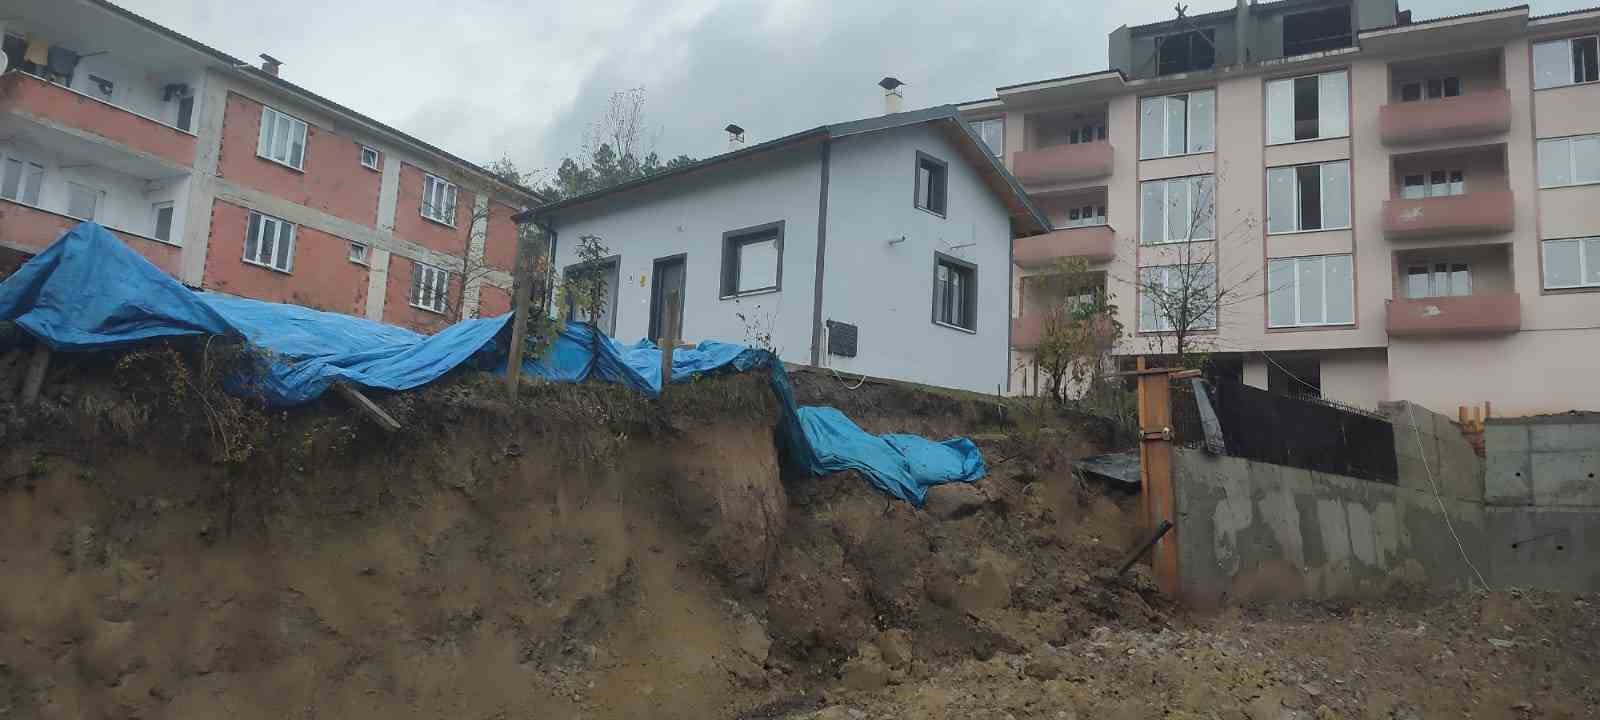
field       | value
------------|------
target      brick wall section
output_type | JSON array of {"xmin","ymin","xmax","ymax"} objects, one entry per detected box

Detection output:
[
  {"xmin": 483, "ymin": 200, "xmax": 519, "ymax": 272},
  {"xmin": 217, "ymin": 92, "xmax": 382, "ymax": 227},
  {"xmin": 0, "ymin": 200, "xmax": 181, "ymax": 277},
  {"xmin": 382, "ymin": 253, "xmax": 460, "ymax": 333},
  {"xmin": 203, "ymin": 200, "xmax": 368, "ymax": 316},
  {"xmin": 478, "ymin": 285, "xmax": 511, "ymax": 318},
  {"xmin": 0, "ymin": 73, "xmax": 195, "ymax": 167},
  {"xmin": 394, "ymin": 163, "xmax": 474, "ymax": 256}
]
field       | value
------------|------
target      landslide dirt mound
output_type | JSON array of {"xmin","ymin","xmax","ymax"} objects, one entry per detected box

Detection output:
[{"xmin": 0, "ymin": 344, "xmax": 1151, "ymax": 719}]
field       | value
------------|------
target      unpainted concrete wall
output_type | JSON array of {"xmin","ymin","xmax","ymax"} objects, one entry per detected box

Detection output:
[{"xmin": 1482, "ymin": 415, "xmax": 1600, "ymax": 591}]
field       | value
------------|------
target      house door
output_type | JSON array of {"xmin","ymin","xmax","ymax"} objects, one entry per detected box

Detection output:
[{"xmin": 649, "ymin": 254, "xmax": 686, "ymax": 342}]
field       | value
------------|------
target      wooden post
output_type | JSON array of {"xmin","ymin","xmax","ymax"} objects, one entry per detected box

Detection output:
[
  {"xmin": 1134, "ymin": 356, "xmax": 1180, "ymax": 597},
  {"xmin": 332, "ymin": 381, "xmax": 402, "ymax": 432},
  {"xmin": 658, "ymin": 290, "xmax": 680, "ymax": 391},
  {"xmin": 19, "ymin": 343, "xmax": 50, "ymax": 406},
  {"xmin": 504, "ymin": 238, "xmax": 535, "ymax": 395}
]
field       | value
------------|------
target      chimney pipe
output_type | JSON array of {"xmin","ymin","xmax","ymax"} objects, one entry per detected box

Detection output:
[
  {"xmin": 725, "ymin": 123, "xmax": 746, "ymax": 152},
  {"xmin": 259, "ymin": 53, "xmax": 282, "ymax": 77},
  {"xmin": 879, "ymin": 76, "xmax": 905, "ymax": 115}
]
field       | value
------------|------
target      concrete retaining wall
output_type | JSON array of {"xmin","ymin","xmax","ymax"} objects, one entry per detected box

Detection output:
[{"xmin": 1482, "ymin": 415, "xmax": 1600, "ymax": 591}]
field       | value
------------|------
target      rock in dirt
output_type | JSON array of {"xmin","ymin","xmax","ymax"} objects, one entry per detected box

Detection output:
[
  {"xmin": 840, "ymin": 647, "xmax": 891, "ymax": 691},
  {"xmin": 875, "ymin": 629, "xmax": 913, "ymax": 669},
  {"xmin": 726, "ymin": 655, "xmax": 768, "ymax": 688},
  {"xmin": 732, "ymin": 607, "xmax": 772, "ymax": 664},
  {"xmin": 1023, "ymin": 652, "xmax": 1067, "ymax": 681},
  {"xmin": 924, "ymin": 483, "xmax": 988, "ymax": 520}
]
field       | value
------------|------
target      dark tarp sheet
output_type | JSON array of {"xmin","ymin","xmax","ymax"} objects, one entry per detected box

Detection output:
[{"xmin": 0, "ymin": 223, "xmax": 984, "ymax": 506}]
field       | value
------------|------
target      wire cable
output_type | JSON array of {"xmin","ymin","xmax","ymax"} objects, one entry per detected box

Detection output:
[{"xmin": 1406, "ymin": 404, "xmax": 1492, "ymax": 591}]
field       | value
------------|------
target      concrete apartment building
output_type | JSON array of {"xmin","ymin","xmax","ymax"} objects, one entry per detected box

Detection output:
[
  {"xmin": 961, "ymin": 0, "xmax": 1600, "ymax": 416},
  {"xmin": 0, "ymin": 0, "xmax": 535, "ymax": 332}
]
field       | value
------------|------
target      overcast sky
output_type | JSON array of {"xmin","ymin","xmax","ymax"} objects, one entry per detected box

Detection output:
[{"xmin": 123, "ymin": 0, "xmax": 1591, "ymax": 184}]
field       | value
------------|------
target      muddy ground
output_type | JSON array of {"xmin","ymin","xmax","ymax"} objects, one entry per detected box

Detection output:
[{"xmin": 0, "ymin": 349, "xmax": 1595, "ymax": 719}]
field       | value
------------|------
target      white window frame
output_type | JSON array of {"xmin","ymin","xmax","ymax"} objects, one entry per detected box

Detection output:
[
  {"xmin": 1404, "ymin": 259, "xmax": 1472, "ymax": 299},
  {"xmin": 1533, "ymin": 34, "xmax": 1600, "ymax": 90},
  {"xmin": 1138, "ymin": 263, "xmax": 1217, "ymax": 332},
  {"xmin": 0, "ymin": 154, "xmax": 45, "ymax": 206},
  {"xmin": 1266, "ymin": 69, "xmax": 1349, "ymax": 145},
  {"xmin": 1140, "ymin": 175, "xmax": 1216, "ymax": 245},
  {"xmin": 152, "ymin": 201, "xmax": 176, "ymax": 245},
  {"xmin": 1266, "ymin": 160, "xmax": 1351, "ymax": 234},
  {"xmin": 1537, "ymin": 134, "xmax": 1600, "ymax": 189},
  {"xmin": 411, "ymin": 261, "xmax": 450, "ymax": 314},
  {"xmin": 359, "ymin": 145, "xmax": 380, "ymax": 171},
  {"xmin": 1267, "ymin": 254, "xmax": 1354, "ymax": 328},
  {"xmin": 348, "ymin": 242, "xmax": 370, "ymax": 266},
  {"xmin": 1398, "ymin": 75, "xmax": 1461, "ymax": 102},
  {"xmin": 971, "ymin": 117, "xmax": 1004, "ymax": 158},
  {"xmin": 1138, "ymin": 90, "xmax": 1215, "ymax": 159},
  {"xmin": 243, "ymin": 210, "xmax": 296, "ymax": 273},
  {"xmin": 65, "ymin": 181, "xmax": 105, "ymax": 221},
  {"xmin": 1065, "ymin": 203, "xmax": 1107, "ymax": 228},
  {"xmin": 1542, "ymin": 237, "xmax": 1600, "ymax": 290},
  {"xmin": 1400, "ymin": 170, "xmax": 1465, "ymax": 199},
  {"xmin": 421, "ymin": 173, "xmax": 459, "ymax": 226},
  {"xmin": 257, "ymin": 106, "xmax": 309, "ymax": 171}
]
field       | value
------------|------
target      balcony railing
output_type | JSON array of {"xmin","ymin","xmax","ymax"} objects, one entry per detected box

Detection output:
[
  {"xmin": 0, "ymin": 198, "xmax": 181, "ymax": 277},
  {"xmin": 1379, "ymin": 90, "xmax": 1511, "ymax": 146},
  {"xmin": 0, "ymin": 71, "xmax": 196, "ymax": 168},
  {"xmin": 1010, "ymin": 313, "xmax": 1116, "ymax": 349},
  {"xmin": 1386, "ymin": 293, "xmax": 1521, "ymax": 336},
  {"xmin": 1012, "ymin": 142, "xmax": 1113, "ymax": 186},
  {"xmin": 1383, "ymin": 190, "xmax": 1514, "ymax": 239},
  {"xmin": 1013, "ymin": 225, "xmax": 1116, "ymax": 268}
]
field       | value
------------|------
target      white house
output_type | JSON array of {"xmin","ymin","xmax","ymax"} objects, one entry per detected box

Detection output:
[{"xmin": 518, "ymin": 105, "xmax": 1049, "ymax": 394}]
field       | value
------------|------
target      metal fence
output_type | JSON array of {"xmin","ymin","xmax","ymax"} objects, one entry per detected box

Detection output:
[{"xmin": 1171, "ymin": 379, "xmax": 1399, "ymax": 484}]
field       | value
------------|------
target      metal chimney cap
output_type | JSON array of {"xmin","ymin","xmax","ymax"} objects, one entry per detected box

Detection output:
[
  {"xmin": 878, "ymin": 77, "xmax": 905, "ymax": 91},
  {"xmin": 724, "ymin": 123, "xmax": 745, "ymax": 135},
  {"xmin": 259, "ymin": 53, "xmax": 282, "ymax": 65}
]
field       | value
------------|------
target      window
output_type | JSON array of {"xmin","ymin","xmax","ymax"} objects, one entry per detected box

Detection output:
[
  {"xmin": 177, "ymin": 96, "xmax": 195, "ymax": 132},
  {"xmin": 66, "ymin": 182, "xmax": 104, "ymax": 221},
  {"xmin": 348, "ymin": 242, "xmax": 370, "ymax": 265},
  {"xmin": 1533, "ymin": 35, "xmax": 1600, "ymax": 89},
  {"xmin": 1139, "ymin": 90, "xmax": 1214, "ymax": 158},
  {"xmin": 1156, "ymin": 29, "xmax": 1215, "ymax": 75},
  {"xmin": 257, "ymin": 106, "xmax": 308, "ymax": 171},
  {"xmin": 1543, "ymin": 237, "xmax": 1600, "ymax": 289},
  {"xmin": 243, "ymin": 211, "xmax": 296, "ymax": 273},
  {"xmin": 1267, "ymin": 254, "xmax": 1354, "ymax": 327},
  {"xmin": 932, "ymin": 253, "xmax": 977, "ymax": 331},
  {"xmin": 1140, "ymin": 175, "xmax": 1215, "ymax": 244},
  {"xmin": 1405, "ymin": 260, "xmax": 1471, "ymax": 299},
  {"xmin": 0, "ymin": 157, "xmax": 44, "ymax": 205},
  {"xmin": 1266, "ymin": 70, "xmax": 1348, "ymax": 144},
  {"xmin": 1266, "ymin": 161, "xmax": 1350, "ymax": 233},
  {"xmin": 1283, "ymin": 6, "xmax": 1353, "ymax": 56},
  {"xmin": 153, "ymin": 202, "xmax": 175, "ymax": 243},
  {"xmin": 1068, "ymin": 124, "xmax": 1106, "ymax": 144},
  {"xmin": 914, "ymin": 152, "xmax": 948, "ymax": 216},
  {"xmin": 360, "ymin": 146, "xmax": 380, "ymax": 171},
  {"xmin": 1400, "ymin": 170, "xmax": 1464, "ymax": 199},
  {"xmin": 1138, "ymin": 264, "xmax": 1217, "ymax": 332},
  {"xmin": 971, "ymin": 118, "xmax": 1003, "ymax": 157},
  {"xmin": 721, "ymin": 222, "xmax": 783, "ymax": 297},
  {"xmin": 1537, "ymin": 134, "xmax": 1600, "ymax": 188},
  {"xmin": 1399, "ymin": 76, "xmax": 1461, "ymax": 102},
  {"xmin": 1065, "ymin": 204, "xmax": 1107, "ymax": 227},
  {"xmin": 564, "ymin": 258, "xmax": 620, "ymax": 334},
  {"xmin": 410, "ymin": 262, "xmax": 450, "ymax": 314},
  {"xmin": 421, "ymin": 173, "xmax": 458, "ymax": 225}
]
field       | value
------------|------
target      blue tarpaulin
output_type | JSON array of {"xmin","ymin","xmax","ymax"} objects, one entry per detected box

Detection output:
[{"xmin": 0, "ymin": 223, "xmax": 984, "ymax": 505}]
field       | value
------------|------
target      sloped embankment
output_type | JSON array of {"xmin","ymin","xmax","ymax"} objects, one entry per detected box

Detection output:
[{"xmin": 0, "ymin": 349, "xmax": 1154, "ymax": 719}]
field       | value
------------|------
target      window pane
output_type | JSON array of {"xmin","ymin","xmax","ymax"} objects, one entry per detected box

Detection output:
[
  {"xmin": 1443, "ymin": 76, "xmax": 1461, "ymax": 97},
  {"xmin": 1545, "ymin": 239, "xmax": 1581, "ymax": 288},
  {"xmin": 1325, "ymin": 254, "xmax": 1353, "ymax": 324},
  {"xmin": 258, "ymin": 108, "xmax": 274, "ymax": 156},
  {"xmin": 276, "ymin": 224, "xmax": 293, "ymax": 270},
  {"xmin": 67, "ymin": 184, "xmax": 97, "ymax": 220},
  {"xmin": 935, "ymin": 264, "xmax": 949, "ymax": 322},
  {"xmin": 1191, "ymin": 175, "xmax": 1215, "ymax": 240},
  {"xmin": 1573, "ymin": 136, "xmax": 1600, "ymax": 184},
  {"xmin": 288, "ymin": 120, "xmax": 305, "ymax": 168},
  {"xmin": 1539, "ymin": 139, "xmax": 1572, "ymax": 187},
  {"xmin": 1296, "ymin": 165, "xmax": 1322, "ymax": 231},
  {"xmin": 1140, "ymin": 97, "xmax": 1165, "ymax": 159},
  {"xmin": 916, "ymin": 166, "xmax": 930, "ymax": 208},
  {"xmin": 1575, "ymin": 36, "xmax": 1599, "ymax": 83},
  {"xmin": 1402, "ymin": 174, "xmax": 1425, "ymax": 199},
  {"xmin": 154, "ymin": 205, "xmax": 173, "ymax": 241},
  {"xmin": 1406, "ymin": 265, "xmax": 1430, "ymax": 299},
  {"xmin": 1166, "ymin": 93, "xmax": 1187, "ymax": 157},
  {"xmin": 975, "ymin": 119, "xmax": 1003, "ymax": 157},
  {"xmin": 1450, "ymin": 263, "xmax": 1472, "ymax": 296},
  {"xmin": 274, "ymin": 115, "xmax": 290, "ymax": 161},
  {"xmin": 1195, "ymin": 264, "xmax": 1217, "ymax": 328},
  {"xmin": 1318, "ymin": 71, "xmax": 1348, "ymax": 139},
  {"xmin": 1187, "ymin": 90, "xmax": 1214, "ymax": 153},
  {"xmin": 1293, "ymin": 76, "xmax": 1320, "ymax": 141},
  {"xmin": 1165, "ymin": 178, "xmax": 1190, "ymax": 242},
  {"xmin": 1400, "ymin": 82, "xmax": 1421, "ymax": 102},
  {"xmin": 1534, "ymin": 39, "xmax": 1573, "ymax": 89},
  {"xmin": 1266, "ymin": 79, "xmax": 1295, "ymax": 144},
  {"xmin": 245, "ymin": 213, "xmax": 260, "ymax": 262},
  {"xmin": 0, "ymin": 158, "xmax": 20, "ymax": 200},
  {"xmin": 738, "ymin": 237, "xmax": 778, "ymax": 292},
  {"xmin": 1426, "ymin": 77, "xmax": 1443, "ymax": 99},
  {"xmin": 22, "ymin": 164, "xmax": 42, "ymax": 205},
  {"xmin": 950, "ymin": 269, "xmax": 965, "ymax": 327},
  {"xmin": 1449, "ymin": 170, "xmax": 1465, "ymax": 195},
  {"xmin": 1320, "ymin": 161, "xmax": 1349, "ymax": 229},
  {"xmin": 258, "ymin": 218, "xmax": 276, "ymax": 263},
  {"xmin": 1267, "ymin": 167, "xmax": 1297, "ymax": 233},
  {"xmin": 1298, "ymin": 257, "xmax": 1324, "ymax": 324},
  {"xmin": 1587, "ymin": 238, "xmax": 1600, "ymax": 286},
  {"xmin": 1139, "ymin": 268, "xmax": 1162, "ymax": 331},
  {"xmin": 1268, "ymin": 259, "xmax": 1296, "ymax": 326},
  {"xmin": 1141, "ymin": 181, "xmax": 1165, "ymax": 243}
]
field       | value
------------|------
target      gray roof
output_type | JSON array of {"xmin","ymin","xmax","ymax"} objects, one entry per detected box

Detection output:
[{"xmin": 517, "ymin": 105, "xmax": 1051, "ymax": 236}]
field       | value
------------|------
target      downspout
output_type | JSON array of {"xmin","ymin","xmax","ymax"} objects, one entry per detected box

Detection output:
[
  {"xmin": 809, "ymin": 138, "xmax": 832, "ymax": 367},
  {"xmin": 533, "ymin": 217, "xmax": 558, "ymax": 319}
]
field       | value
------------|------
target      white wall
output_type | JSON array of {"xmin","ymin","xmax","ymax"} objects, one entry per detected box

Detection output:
[
  {"xmin": 822, "ymin": 125, "xmax": 1013, "ymax": 393},
  {"xmin": 0, "ymin": 137, "xmax": 186, "ymax": 242},
  {"xmin": 549, "ymin": 142, "xmax": 824, "ymax": 354}
]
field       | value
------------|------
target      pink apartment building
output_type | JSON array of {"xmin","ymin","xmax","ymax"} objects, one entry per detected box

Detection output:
[
  {"xmin": 961, "ymin": 0, "xmax": 1600, "ymax": 416},
  {"xmin": 0, "ymin": 0, "xmax": 535, "ymax": 332}
]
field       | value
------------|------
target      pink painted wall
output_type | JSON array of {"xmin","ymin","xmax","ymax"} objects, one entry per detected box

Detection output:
[
  {"xmin": 216, "ymin": 92, "xmax": 382, "ymax": 227},
  {"xmin": 202, "ymin": 200, "xmax": 369, "ymax": 316},
  {"xmin": 394, "ymin": 163, "xmax": 473, "ymax": 256},
  {"xmin": 477, "ymin": 285, "xmax": 511, "ymax": 318},
  {"xmin": 483, "ymin": 200, "xmax": 519, "ymax": 273},
  {"xmin": 0, "ymin": 200, "xmax": 181, "ymax": 277},
  {"xmin": 381, "ymin": 253, "xmax": 460, "ymax": 333},
  {"xmin": 0, "ymin": 73, "xmax": 195, "ymax": 168}
]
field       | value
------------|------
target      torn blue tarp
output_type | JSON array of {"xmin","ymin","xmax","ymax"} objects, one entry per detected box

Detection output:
[{"xmin": 0, "ymin": 222, "xmax": 984, "ymax": 506}]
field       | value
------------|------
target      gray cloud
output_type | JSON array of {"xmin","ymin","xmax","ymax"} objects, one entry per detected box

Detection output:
[{"xmin": 122, "ymin": 0, "xmax": 1594, "ymax": 185}]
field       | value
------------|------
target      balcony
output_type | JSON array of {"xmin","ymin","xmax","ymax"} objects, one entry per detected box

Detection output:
[
  {"xmin": 1011, "ymin": 313, "xmax": 1045, "ymax": 349},
  {"xmin": 0, "ymin": 198, "xmax": 182, "ymax": 277},
  {"xmin": 1383, "ymin": 190, "xmax": 1514, "ymax": 239},
  {"xmin": 1012, "ymin": 142, "xmax": 1113, "ymax": 186},
  {"xmin": 0, "ymin": 72, "xmax": 196, "ymax": 169},
  {"xmin": 1386, "ymin": 293, "xmax": 1521, "ymax": 337},
  {"xmin": 1380, "ymin": 91, "xmax": 1511, "ymax": 146},
  {"xmin": 1013, "ymin": 225, "xmax": 1116, "ymax": 268}
]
